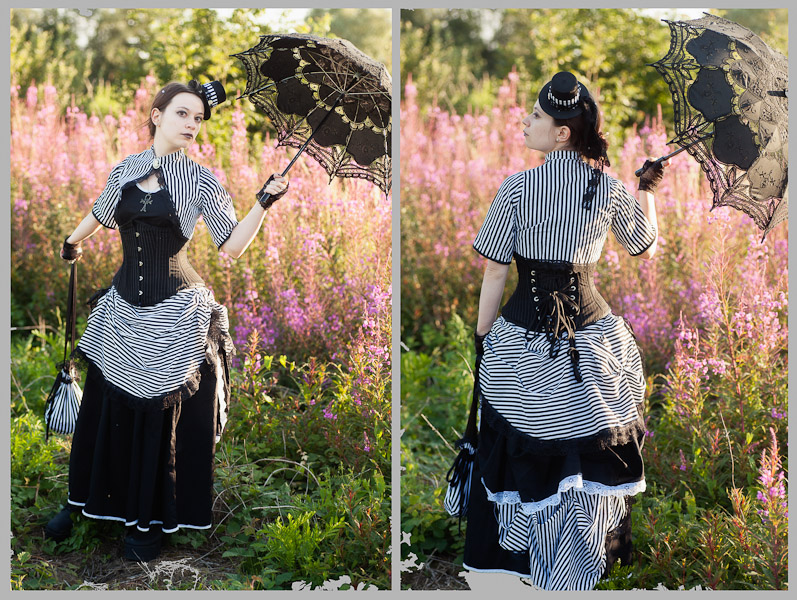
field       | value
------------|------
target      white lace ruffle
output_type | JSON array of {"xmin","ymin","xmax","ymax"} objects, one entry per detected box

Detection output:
[{"xmin": 483, "ymin": 474, "xmax": 646, "ymax": 515}]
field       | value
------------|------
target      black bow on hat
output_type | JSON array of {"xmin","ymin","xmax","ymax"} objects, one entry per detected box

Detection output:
[
  {"xmin": 198, "ymin": 80, "xmax": 227, "ymax": 120},
  {"xmin": 538, "ymin": 72, "xmax": 590, "ymax": 119}
]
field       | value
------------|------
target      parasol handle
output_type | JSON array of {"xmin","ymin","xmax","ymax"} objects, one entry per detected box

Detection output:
[
  {"xmin": 259, "ymin": 92, "xmax": 346, "ymax": 204},
  {"xmin": 634, "ymin": 133, "xmax": 714, "ymax": 177}
]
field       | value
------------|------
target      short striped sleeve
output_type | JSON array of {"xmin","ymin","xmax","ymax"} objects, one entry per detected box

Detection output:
[
  {"xmin": 199, "ymin": 168, "xmax": 239, "ymax": 249},
  {"xmin": 610, "ymin": 178, "xmax": 657, "ymax": 256},
  {"xmin": 473, "ymin": 176, "xmax": 519, "ymax": 264},
  {"xmin": 91, "ymin": 161, "xmax": 125, "ymax": 229}
]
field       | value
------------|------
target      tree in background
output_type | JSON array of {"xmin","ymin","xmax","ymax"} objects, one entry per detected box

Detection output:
[
  {"xmin": 308, "ymin": 8, "xmax": 392, "ymax": 72},
  {"xmin": 400, "ymin": 8, "xmax": 787, "ymax": 158},
  {"xmin": 11, "ymin": 9, "xmax": 88, "ymax": 100},
  {"xmin": 11, "ymin": 8, "xmax": 391, "ymax": 116}
]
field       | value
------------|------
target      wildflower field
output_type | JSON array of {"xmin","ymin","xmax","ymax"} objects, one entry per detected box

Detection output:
[
  {"xmin": 400, "ymin": 74, "xmax": 788, "ymax": 590},
  {"xmin": 10, "ymin": 78, "xmax": 391, "ymax": 590}
]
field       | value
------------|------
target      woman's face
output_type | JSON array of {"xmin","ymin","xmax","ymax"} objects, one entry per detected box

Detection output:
[
  {"xmin": 151, "ymin": 92, "xmax": 205, "ymax": 153},
  {"xmin": 522, "ymin": 101, "xmax": 568, "ymax": 153}
]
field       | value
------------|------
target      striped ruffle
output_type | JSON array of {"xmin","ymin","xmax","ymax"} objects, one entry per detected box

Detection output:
[
  {"xmin": 487, "ymin": 483, "xmax": 636, "ymax": 590},
  {"xmin": 484, "ymin": 475, "xmax": 645, "ymax": 517},
  {"xmin": 76, "ymin": 286, "xmax": 234, "ymax": 409},
  {"xmin": 479, "ymin": 313, "xmax": 645, "ymax": 441}
]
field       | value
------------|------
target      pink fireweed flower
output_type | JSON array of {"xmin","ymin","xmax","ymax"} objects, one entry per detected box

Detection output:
[
  {"xmin": 323, "ymin": 401, "xmax": 337, "ymax": 420},
  {"xmin": 770, "ymin": 407, "xmax": 786, "ymax": 420},
  {"xmin": 755, "ymin": 428, "xmax": 788, "ymax": 523},
  {"xmin": 363, "ymin": 431, "xmax": 371, "ymax": 453}
]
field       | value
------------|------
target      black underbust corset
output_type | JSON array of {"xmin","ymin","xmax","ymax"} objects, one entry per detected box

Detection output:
[
  {"xmin": 112, "ymin": 184, "xmax": 204, "ymax": 306},
  {"xmin": 500, "ymin": 254, "xmax": 611, "ymax": 382}
]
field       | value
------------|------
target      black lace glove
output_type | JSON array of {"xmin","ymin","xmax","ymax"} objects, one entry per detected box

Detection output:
[
  {"xmin": 60, "ymin": 237, "xmax": 82, "ymax": 262},
  {"xmin": 256, "ymin": 175, "xmax": 289, "ymax": 210},
  {"xmin": 637, "ymin": 159, "xmax": 665, "ymax": 193},
  {"xmin": 475, "ymin": 332, "xmax": 486, "ymax": 357}
]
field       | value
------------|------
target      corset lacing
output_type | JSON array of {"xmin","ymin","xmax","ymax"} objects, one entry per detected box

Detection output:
[
  {"xmin": 529, "ymin": 272, "xmax": 583, "ymax": 382},
  {"xmin": 500, "ymin": 256, "xmax": 612, "ymax": 384}
]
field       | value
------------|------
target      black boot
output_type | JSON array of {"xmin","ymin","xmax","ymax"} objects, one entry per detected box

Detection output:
[
  {"xmin": 123, "ymin": 526, "xmax": 163, "ymax": 562},
  {"xmin": 44, "ymin": 504, "xmax": 81, "ymax": 541}
]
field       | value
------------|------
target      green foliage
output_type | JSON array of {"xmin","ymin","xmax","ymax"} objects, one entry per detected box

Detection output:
[
  {"xmin": 10, "ymin": 330, "xmax": 390, "ymax": 590},
  {"xmin": 11, "ymin": 7, "xmax": 391, "ymax": 121},
  {"xmin": 400, "ymin": 314, "xmax": 474, "ymax": 563},
  {"xmin": 400, "ymin": 10, "xmax": 492, "ymax": 115},
  {"xmin": 400, "ymin": 8, "xmax": 788, "ymax": 153},
  {"xmin": 10, "ymin": 413, "xmax": 69, "ymax": 531},
  {"xmin": 10, "ymin": 9, "xmax": 89, "ymax": 97}
]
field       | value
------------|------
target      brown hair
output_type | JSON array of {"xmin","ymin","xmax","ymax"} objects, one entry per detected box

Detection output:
[
  {"xmin": 144, "ymin": 81, "xmax": 204, "ymax": 138},
  {"xmin": 554, "ymin": 95, "xmax": 610, "ymax": 167}
]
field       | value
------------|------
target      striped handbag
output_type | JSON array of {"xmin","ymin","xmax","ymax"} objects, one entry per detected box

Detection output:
[{"xmin": 44, "ymin": 261, "xmax": 82, "ymax": 440}]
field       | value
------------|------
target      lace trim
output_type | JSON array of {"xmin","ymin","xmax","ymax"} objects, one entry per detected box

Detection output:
[
  {"xmin": 480, "ymin": 398, "xmax": 645, "ymax": 456},
  {"xmin": 483, "ymin": 475, "xmax": 646, "ymax": 516},
  {"xmin": 71, "ymin": 310, "xmax": 234, "ymax": 412}
]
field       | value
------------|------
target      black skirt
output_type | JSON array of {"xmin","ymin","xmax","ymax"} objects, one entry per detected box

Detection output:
[
  {"xmin": 67, "ymin": 363, "xmax": 219, "ymax": 533},
  {"xmin": 462, "ymin": 404, "xmax": 642, "ymax": 589}
]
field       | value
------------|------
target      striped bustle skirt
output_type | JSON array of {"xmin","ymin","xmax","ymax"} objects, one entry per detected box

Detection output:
[{"xmin": 462, "ymin": 313, "xmax": 646, "ymax": 590}]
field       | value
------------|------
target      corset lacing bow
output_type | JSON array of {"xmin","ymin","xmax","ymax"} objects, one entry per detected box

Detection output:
[{"xmin": 529, "ymin": 279, "xmax": 583, "ymax": 383}]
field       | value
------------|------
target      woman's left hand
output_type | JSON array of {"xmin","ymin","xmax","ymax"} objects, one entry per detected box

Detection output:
[
  {"xmin": 256, "ymin": 173, "xmax": 289, "ymax": 209},
  {"xmin": 264, "ymin": 173, "xmax": 288, "ymax": 196},
  {"xmin": 60, "ymin": 237, "xmax": 83, "ymax": 263}
]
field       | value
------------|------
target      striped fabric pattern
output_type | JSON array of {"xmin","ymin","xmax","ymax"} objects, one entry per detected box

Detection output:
[
  {"xmin": 91, "ymin": 147, "xmax": 239, "ymax": 248},
  {"xmin": 443, "ymin": 441, "xmax": 476, "ymax": 516},
  {"xmin": 44, "ymin": 367, "xmax": 83, "ymax": 435},
  {"xmin": 466, "ymin": 152, "xmax": 653, "ymax": 589},
  {"xmin": 76, "ymin": 286, "xmax": 229, "ymax": 399},
  {"xmin": 492, "ymin": 487, "xmax": 629, "ymax": 590},
  {"xmin": 473, "ymin": 150, "xmax": 657, "ymax": 264},
  {"xmin": 479, "ymin": 314, "xmax": 645, "ymax": 440}
]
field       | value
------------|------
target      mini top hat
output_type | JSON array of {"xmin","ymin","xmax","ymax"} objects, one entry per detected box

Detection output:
[
  {"xmin": 538, "ymin": 72, "xmax": 590, "ymax": 119},
  {"xmin": 198, "ymin": 80, "xmax": 226, "ymax": 120}
]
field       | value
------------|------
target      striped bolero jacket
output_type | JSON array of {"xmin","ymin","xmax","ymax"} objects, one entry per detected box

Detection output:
[
  {"xmin": 473, "ymin": 150, "xmax": 657, "ymax": 266},
  {"xmin": 91, "ymin": 147, "xmax": 239, "ymax": 249}
]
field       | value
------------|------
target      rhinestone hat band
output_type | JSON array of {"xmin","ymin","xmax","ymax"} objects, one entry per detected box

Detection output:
[
  {"xmin": 202, "ymin": 82, "xmax": 219, "ymax": 108},
  {"xmin": 548, "ymin": 84, "xmax": 581, "ymax": 108}
]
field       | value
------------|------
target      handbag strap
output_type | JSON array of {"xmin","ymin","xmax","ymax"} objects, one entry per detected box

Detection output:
[
  {"xmin": 463, "ymin": 354, "xmax": 481, "ymax": 441},
  {"xmin": 62, "ymin": 262, "xmax": 78, "ymax": 362}
]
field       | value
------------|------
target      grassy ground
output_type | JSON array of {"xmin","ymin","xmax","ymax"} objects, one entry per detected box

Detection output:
[{"xmin": 11, "ymin": 328, "xmax": 391, "ymax": 591}]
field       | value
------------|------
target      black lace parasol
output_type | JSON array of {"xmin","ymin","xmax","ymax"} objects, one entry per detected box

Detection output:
[
  {"xmin": 233, "ymin": 33, "xmax": 392, "ymax": 197},
  {"xmin": 646, "ymin": 13, "xmax": 788, "ymax": 237}
]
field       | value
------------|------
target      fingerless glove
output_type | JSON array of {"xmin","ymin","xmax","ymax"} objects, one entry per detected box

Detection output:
[
  {"xmin": 61, "ymin": 238, "xmax": 82, "ymax": 262},
  {"xmin": 256, "ymin": 175, "xmax": 290, "ymax": 210},
  {"xmin": 638, "ymin": 159, "xmax": 665, "ymax": 193}
]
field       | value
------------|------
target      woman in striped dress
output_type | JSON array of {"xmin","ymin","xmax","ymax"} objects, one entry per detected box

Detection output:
[
  {"xmin": 462, "ymin": 72, "xmax": 666, "ymax": 590},
  {"xmin": 45, "ymin": 80, "xmax": 288, "ymax": 561}
]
